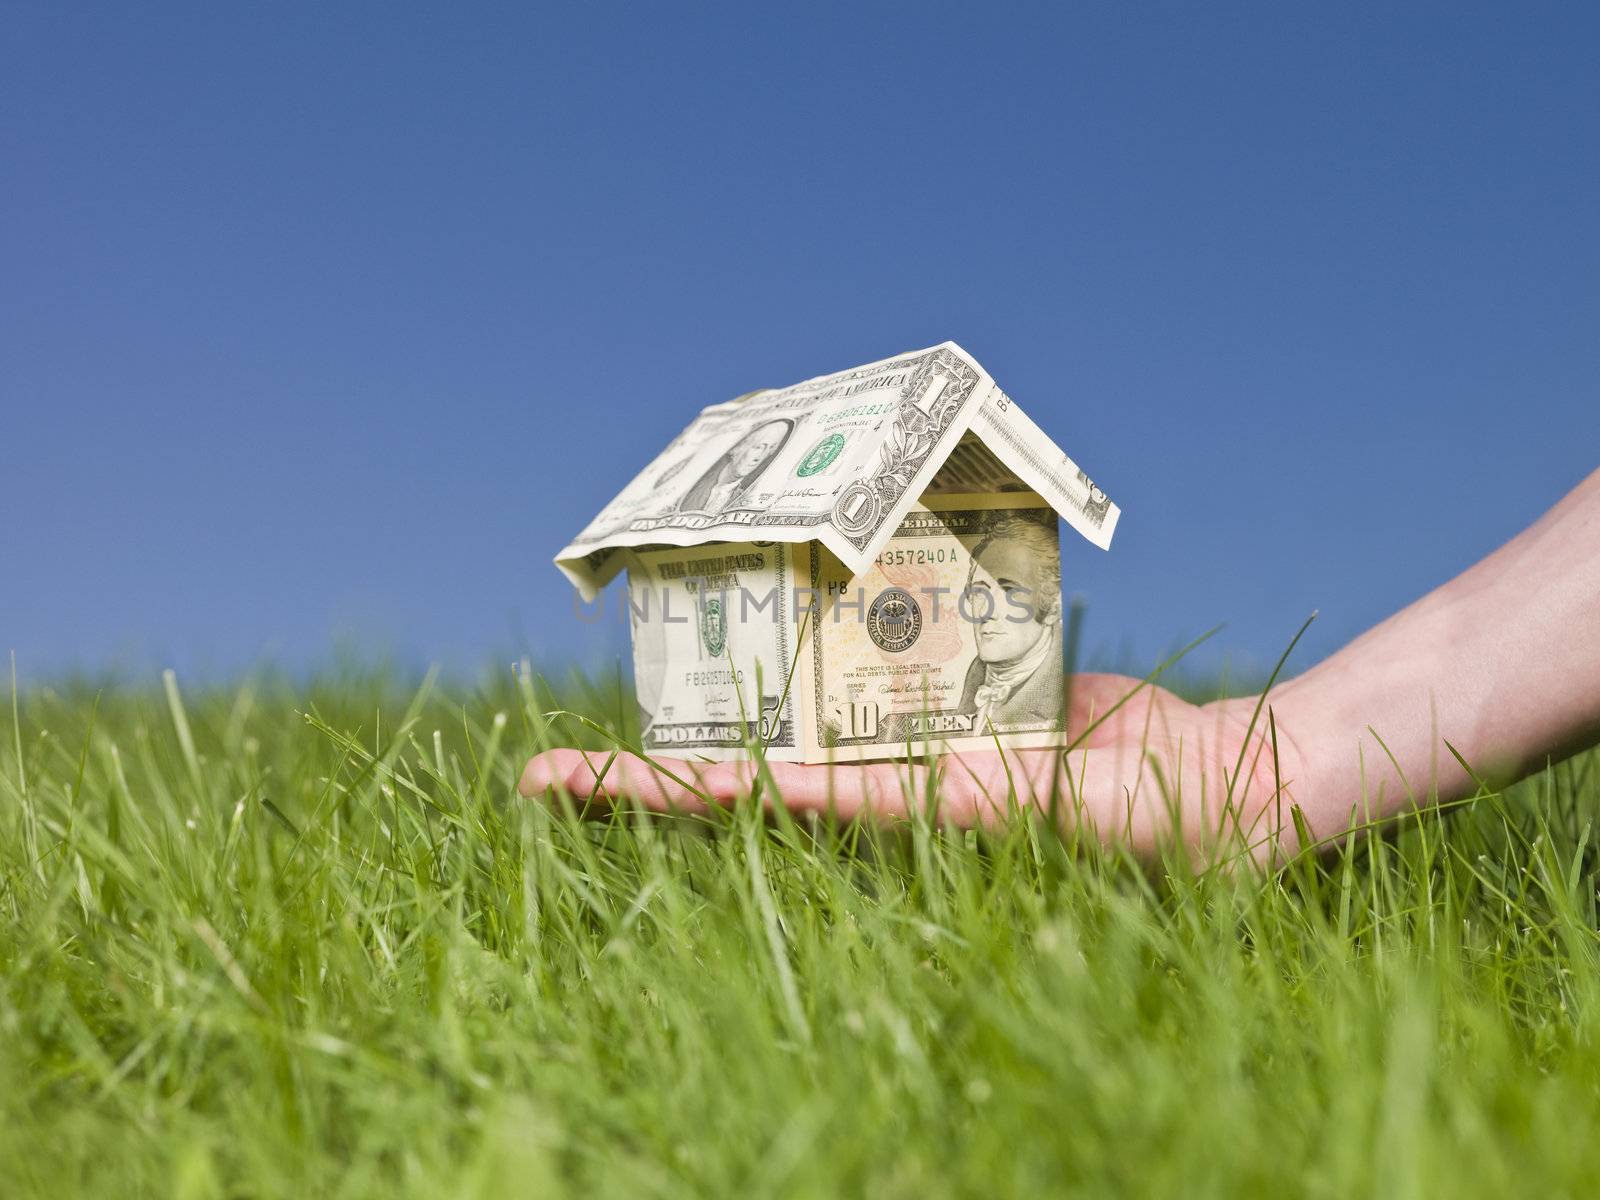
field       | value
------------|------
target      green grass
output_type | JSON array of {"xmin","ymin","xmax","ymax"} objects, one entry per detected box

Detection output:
[{"xmin": 4, "ymin": 664, "xmax": 1600, "ymax": 1198}]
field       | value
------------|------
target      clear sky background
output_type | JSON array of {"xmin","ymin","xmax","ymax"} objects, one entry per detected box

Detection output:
[{"xmin": 4, "ymin": 2, "xmax": 1596, "ymax": 686}]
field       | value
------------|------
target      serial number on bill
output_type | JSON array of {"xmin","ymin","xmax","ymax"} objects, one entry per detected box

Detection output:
[{"xmin": 875, "ymin": 548, "xmax": 961, "ymax": 566}]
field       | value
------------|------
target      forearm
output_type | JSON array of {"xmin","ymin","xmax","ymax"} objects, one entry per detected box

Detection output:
[{"xmin": 1274, "ymin": 467, "xmax": 1600, "ymax": 836}]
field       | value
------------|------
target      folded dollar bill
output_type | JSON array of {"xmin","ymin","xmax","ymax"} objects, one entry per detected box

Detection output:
[{"xmin": 555, "ymin": 342, "xmax": 1120, "ymax": 763}]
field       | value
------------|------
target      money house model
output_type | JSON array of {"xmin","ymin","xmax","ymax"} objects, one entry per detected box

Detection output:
[{"xmin": 556, "ymin": 343, "xmax": 1120, "ymax": 764}]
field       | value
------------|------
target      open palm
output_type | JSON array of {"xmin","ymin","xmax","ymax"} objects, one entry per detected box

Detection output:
[
  {"xmin": 520, "ymin": 673, "xmax": 1300, "ymax": 857},
  {"xmin": 524, "ymin": 469, "xmax": 1600, "ymax": 861}
]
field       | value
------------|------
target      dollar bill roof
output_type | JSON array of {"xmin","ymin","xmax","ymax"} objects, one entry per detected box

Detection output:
[{"xmin": 555, "ymin": 342, "xmax": 1119, "ymax": 600}]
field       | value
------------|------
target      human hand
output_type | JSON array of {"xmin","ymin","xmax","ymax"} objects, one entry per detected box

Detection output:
[
  {"xmin": 519, "ymin": 672, "xmax": 1303, "ymax": 858},
  {"xmin": 524, "ymin": 468, "xmax": 1600, "ymax": 857}
]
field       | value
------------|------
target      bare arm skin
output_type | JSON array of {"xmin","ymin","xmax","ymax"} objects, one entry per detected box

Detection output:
[
  {"xmin": 521, "ymin": 467, "xmax": 1600, "ymax": 858},
  {"xmin": 1273, "ymin": 463, "xmax": 1600, "ymax": 839}
]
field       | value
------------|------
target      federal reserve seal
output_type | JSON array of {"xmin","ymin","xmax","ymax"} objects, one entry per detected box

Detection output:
[
  {"xmin": 700, "ymin": 597, "xmax": 727, "ymax": 658},
  {"xmin": 866, "ymin": 587, "xmax": 922, "ymax": 653},
  {"xmin": 795, "ymin": 432, "xmax": 846, "ymax": 477}
]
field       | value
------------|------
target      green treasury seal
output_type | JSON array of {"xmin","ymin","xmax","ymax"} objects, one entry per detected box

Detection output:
[{"xmin": 795, "ymin": 433, "xmax": 846, "ymax": 477}]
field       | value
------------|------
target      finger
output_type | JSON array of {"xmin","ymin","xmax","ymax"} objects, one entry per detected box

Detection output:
[
  {"xmin": 770, "ymin": 759, "xmax": 933, "ymax": 822},
  {"xmin": 519, "ymin": 748, "xmax": 714, "ymax": 815},
  {"xmin": 1065, "ymin": 673, "xmax": 1151, "ymax": 745},
  {"xmin": 936, "ymin": 747, "xmax": 1081, "ymax": 829},
  {"xmin": 521, "ymin": 751, "xmax": 926, "ymax": 825},
  {"xmin": 698, "ymin": 759, "xmax": 924, "ymax": 823},
  {"xmin": 1066, "ymin": 673, "xmax": 1203, "ymax": 752},
  {"xmin": 934, "ymin": 743, "xmax": 1177, "ymax": 847}
]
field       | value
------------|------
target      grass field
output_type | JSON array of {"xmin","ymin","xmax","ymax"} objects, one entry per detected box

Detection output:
[{"xmin": 5, "ymin": 663, "xmax": 1600, "ymax": 1198}]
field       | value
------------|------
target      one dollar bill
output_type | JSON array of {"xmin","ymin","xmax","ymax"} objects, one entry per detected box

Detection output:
[{"xmin": 555, "ymin": 342, "xmax": 1117, "ymax": 602}]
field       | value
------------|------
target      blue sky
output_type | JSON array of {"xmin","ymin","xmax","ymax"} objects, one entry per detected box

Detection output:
[{"xmin": 4, "ymin": 2, "xmax": 1596, "ymax": 685}]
